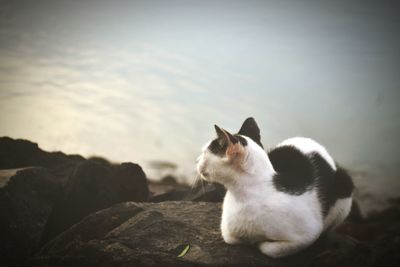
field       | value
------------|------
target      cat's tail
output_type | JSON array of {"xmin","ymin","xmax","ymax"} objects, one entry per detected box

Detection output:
[
  {"xmin": 322, "ymin": 167, "xmax": 355, "ymax": 231},
  {"xmin": 333, "ymin": 167, "xmax": 354, "ymax": 198}
]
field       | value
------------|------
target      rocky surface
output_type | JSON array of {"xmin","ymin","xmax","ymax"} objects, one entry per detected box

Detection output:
[
  {"xmin": 31, "ymin": 201, "xmax": 400, "ymax": 267},
  {"xmin": 28, "ymin": 201, "xmax": 330, "ymax": 267},
  {"xmin": 1, "ymin": 137, "xmax": 400, "ymax": 267},
  {"xmin": 0, "ymin": 137, "xmax": 150, "ymax": 266}
]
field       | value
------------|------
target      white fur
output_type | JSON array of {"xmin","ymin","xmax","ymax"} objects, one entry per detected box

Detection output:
[
  {"xmin": 197, "ymin": 135, "xmax": 352, "ymax": 258},
  {"xmin": 323, "ymin": 197, "xmax": 352, "ymax": 231}
]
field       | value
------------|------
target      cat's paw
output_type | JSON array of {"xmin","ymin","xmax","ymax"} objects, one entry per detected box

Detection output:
[
  {"xmin": 259, "ymin": 241, "xmax": 283, "ymax": 258},
  {"xmin": 258, "ymin": 240, "xmax": 303, "ymax": 258},
  {"xmin": 222, "ymin": 234, "xmax": 241, "ymax": 245},
  {"xmin": 258, "ymin": 241, "xmax": 290, "ymax": 258}
]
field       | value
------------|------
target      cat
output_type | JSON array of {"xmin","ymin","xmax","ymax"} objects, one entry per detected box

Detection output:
[{"xmin": 196, "ymin": 117, "xmax": 354, "ymax": 258}]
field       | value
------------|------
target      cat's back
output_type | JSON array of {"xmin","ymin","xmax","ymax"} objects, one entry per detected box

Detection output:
[
  {"xmin": 268, "ymin": 137, "xmax": 354, "ymax": 229},
  {"xmin": 277, "ymin": 137, "xmax": 336, "ymax": 170}
]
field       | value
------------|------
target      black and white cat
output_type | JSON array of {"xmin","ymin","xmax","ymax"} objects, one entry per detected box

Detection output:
[{"xmin": 196, "ymin": 117, "xmax": 354, "ymax": 258}]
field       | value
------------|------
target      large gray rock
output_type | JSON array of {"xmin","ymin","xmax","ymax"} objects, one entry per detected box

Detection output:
[
  {"xmin": 0, "ymin": 167, "xmax": 61, "ymax": 266},
  {"xmin": 32, "ymin": 201, "xmax": 364, "ymax": 267},
  {"xmin": 40, "ymin": 161, "xmax": 150, "ymax": 245}
]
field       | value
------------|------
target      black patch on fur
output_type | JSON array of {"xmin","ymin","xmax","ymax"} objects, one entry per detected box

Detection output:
[
  {"xmin": 228, "ymin": 133, "xmax": 239, "ymax": 144},
  {"xmin": 208, "ymin": 134, "xmax": 248, "ymax": 156},
  {"xmin": 208, "ymin": 138, "xmax": 227, "ymax": 156},
  {"xmin": 312, "ymin": 152, "xmax": 354, "ymax": 216},
  {"xmin": 269, "ymin": 147, "xmax": 354, "ymax": 217},
  {"xmin": 238, "ymin": 117, "xmax": 263, "ymax": 148},
  {"xmin": 269, "ymin": 146, "xmax": 315, "ymax": 195},
  {"xmin": 334, "ymin": 167, "xmax": 354, "ymax": 198},
  {"xmin": 309, "ymin": 152, "xmax": 337, "ymax": 216},
  {"xmin": 235, "ymin": 134, "xmax": 248, "ymax": 147}
]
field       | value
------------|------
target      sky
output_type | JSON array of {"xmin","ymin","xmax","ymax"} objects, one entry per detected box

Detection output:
[{"xmin": 0, "ymin": 0, "xmax": 399, "ymax": 192}]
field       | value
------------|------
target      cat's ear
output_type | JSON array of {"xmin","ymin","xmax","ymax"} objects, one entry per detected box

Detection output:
[
  {"xmin": 214, "ymin": 124, "xmax": 227, "ymax": 142},
  {"xmin": 238, "ymin": 117, "xmax": 263, "ymax": 148},
  {"xmin": 215, "ymin": 125, "xmax": 245, "ymax": 164},
  {"xmin": 214, "ymin": 125, "xmax": 239, "ymax": 145}
]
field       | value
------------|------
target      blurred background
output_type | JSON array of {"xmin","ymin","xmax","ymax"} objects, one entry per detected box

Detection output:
[{"xmin": 0, "ymin": 0, "xmax": 399, "ymax": 211}]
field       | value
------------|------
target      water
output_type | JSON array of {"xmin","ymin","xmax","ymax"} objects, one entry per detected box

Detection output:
[{"xmin": 0, "ymin": 0, "xmax": 399, "ymax": 212}]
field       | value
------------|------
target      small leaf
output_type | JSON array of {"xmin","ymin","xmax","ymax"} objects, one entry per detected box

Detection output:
[{"xmin": 177, "ymin": 244, "xmax": 190, "ymax": 258}]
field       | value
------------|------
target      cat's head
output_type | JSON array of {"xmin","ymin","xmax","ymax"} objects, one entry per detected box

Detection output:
[{"xmin": 196, "ymin": 117, "xmax": 266, "ymax": 185}]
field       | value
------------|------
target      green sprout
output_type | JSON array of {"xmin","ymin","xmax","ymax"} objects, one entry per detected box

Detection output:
[{"xmin": 177, "ymin": 244, "xmax": 190, "ymax": 258}]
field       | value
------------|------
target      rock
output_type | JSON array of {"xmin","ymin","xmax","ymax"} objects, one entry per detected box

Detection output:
[
  {"xmin": 40, "ymin": 161, "xmax": 150, "ymax": 245},
  {"xmin": 88, "ymin": 156, "xmax": 113, "ymax": 165},
  {"xmin": 31, "ymin": 201, "xmax": 370, "ymax": 267},
  {"xmin": 149, "ymin": 182, "xmax": 225, "ymax": 203},
  {"xmin": 337, "ymin": 197, "xmax": 400, "ymax": 241},
  {"xmin": 31, "ymin": 202, "xmax": 271, "ymax": 266},
  {"xmin": 310, "ymin": 242, "xmax": 375, "ymax": 267},
  {"xmin": 147, "ymin": 175, "xmax": 191, "ymax": 196},
  {"xmin": 0, "ymin": 137, "xmax": 152, "ymax": 265},
  {"xmin": 0, "ymin": 136, "xmax": 85, "ymax": 171},
  {"xmin": 0, "ymin": 167, "xmax": 62, "ymax": 266},
  {"xmin": 333, "ymin": 197, "xmax": 400, "ymax": 266},
  {"xmin": 372, "ymin": 224, "xmax": 400, "ymax": 267}
]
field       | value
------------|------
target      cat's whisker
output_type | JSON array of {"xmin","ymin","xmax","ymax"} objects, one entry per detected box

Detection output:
[
  {"xmin": 200, "ymin": 177, "xmax": 206, "ymax": 196},
  {"xmin": 191, "ymin": 173, "xmax": 201, "ymax": 189}
]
